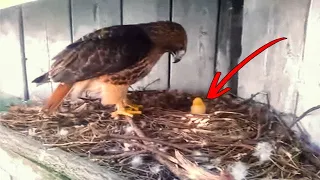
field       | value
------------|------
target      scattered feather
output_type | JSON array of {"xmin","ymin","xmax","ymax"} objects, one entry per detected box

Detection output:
[
  {"xmin": 28, "ymin": 128, "xmax": 37, "ymax": 136},
  {"xmin": 58, "ymin": 128, "xmax": 69, "ymax": 136},
  {"xmin": 228, "ymin": 161, "xmax": 249, "ymax": 180},
  {"xmin": 150, "ymin": 164, "xmax": 162, "ymax": 174},
  {"xmin": 253, "ymin": 142, "xmax": 274, "ymax": 163},
  {"xmin": 131, "ymin": 155, "xmax": 143, "ymax": 167},
  {"xmin": 124, "ymin": 125, "xmax": 134, "ymax": 134}
]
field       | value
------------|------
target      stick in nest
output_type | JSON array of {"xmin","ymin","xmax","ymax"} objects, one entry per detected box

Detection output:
[
  {"xmin": 289, "ymin": 104, "xmax": 320, "ymax": 128},
  {"xmin": 124, "ymin": 117, "xmax": 229, "ymax": 180}
]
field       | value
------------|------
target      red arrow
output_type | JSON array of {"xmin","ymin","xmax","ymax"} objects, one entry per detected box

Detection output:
[{"xmin": 207, "ymin": 37, "xmax": 287, "ymax": 99}]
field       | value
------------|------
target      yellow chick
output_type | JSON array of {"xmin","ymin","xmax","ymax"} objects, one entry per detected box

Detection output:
[{"xmin": 190, "ymin": 97, "xmax": 206, "ymax": 114}]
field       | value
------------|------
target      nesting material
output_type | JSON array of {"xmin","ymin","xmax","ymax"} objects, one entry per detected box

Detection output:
[{"xmin": 1, "ymin": 90, "xmax": 320, "ymax": 180}]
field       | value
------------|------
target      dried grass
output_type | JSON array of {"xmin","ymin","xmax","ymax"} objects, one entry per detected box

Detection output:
[{"xmin": 1, "ymin": 90, "xmax": 320, "ymax": 180}]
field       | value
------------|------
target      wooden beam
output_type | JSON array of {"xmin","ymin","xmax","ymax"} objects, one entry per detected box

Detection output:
[
  {"xmin": 0, "ymin": 6, "xmax": 26, "ymax": 99},
  {"xmin": 0, "ymin": 124, "xmax": 124, "ymax": 180},
  {"xmin": 22, "ymin": 0, "xmax": 71, "ymax": 101}
]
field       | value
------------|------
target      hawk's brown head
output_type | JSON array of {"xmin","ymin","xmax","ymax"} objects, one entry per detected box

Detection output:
[{"xmin": 139, "ymin": 21, "xmax": 188, "ymax": 63}]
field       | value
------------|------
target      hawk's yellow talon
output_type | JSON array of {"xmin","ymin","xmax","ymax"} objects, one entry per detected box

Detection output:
[
  {"xmin": 123, "ymin": 98, "xmax": 143, "ymax": 111},
  {"xmin": 124, "ymin": 108, "xmax": 142, "ymax": 115},
  {"xmin": 126, "ymin": 104, "xmax": 143, "ymax": 111},
  {"xmin": 111, "ymin": 109, "xmax": 142, "ymax": 118}
]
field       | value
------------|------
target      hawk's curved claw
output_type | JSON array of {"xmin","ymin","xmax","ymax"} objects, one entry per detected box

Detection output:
[
  {"xmin": 123, "ymin": 98, "xmax": 143, "ymax": 111},
  {"xmin": 125, "ymin": 104, "xmax": 143, "ymax": 111},
  {"xmin": 111, "ymin": 108, "xmax": 142, "ymax": 119}
]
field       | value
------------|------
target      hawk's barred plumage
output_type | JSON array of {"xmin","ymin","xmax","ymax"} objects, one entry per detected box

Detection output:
[{"xmin": 32, "ymin": 21, "xmax": 188, "ymax": 118}]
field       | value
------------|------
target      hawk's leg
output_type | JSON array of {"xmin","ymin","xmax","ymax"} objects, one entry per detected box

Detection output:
[
  {"xmin": 111, "ymin": 101, "xmax": 142, "ymax": 118},
  {"xmin": 123, "ymin": 97, "xmax": 143, "ymax": 111}
]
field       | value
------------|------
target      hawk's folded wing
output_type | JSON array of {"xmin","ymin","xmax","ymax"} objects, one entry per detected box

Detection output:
[{"xmin": 48, "ymin": 25, "xmax": 154, "ymax": 84}]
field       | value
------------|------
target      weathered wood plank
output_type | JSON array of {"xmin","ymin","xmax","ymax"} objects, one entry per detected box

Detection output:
[
  {"xmin": 71, "ymin": 0, "xmax": 121, "ymax": 98},
  {"xmin": 0, "ymin": 6, "xmax": 25, "ymax": 99},
  {"xmin": 23, "ymin": 0, "xmax": 71, "ymax": 101},
  {"xmin": 71, "ymin": 0, "xmax": 121, "ymax": 41},
  {"xmin": 215, "ymin": 0, "xmax": 243, "ymax": 94},
  {"xmin": 0, "ymin": 147, "xmax": 67, "ymax": 180},
  {"xmin": 237, "ymin": 0, "xmax": 310, "ymax": 113},
  {"xmin": 295, "ymin": 0, "xmax": 320, "ymax": 148},
  {"xmin": 0, "ymin": 124, "xmax": 124, "ymax": 180},
  {"xmin": 123, "ymin": 0, "xmax": 170, "ymax": 90},
  {"xmin": 0, "ymin": 168, "xmax": 12, "ymax": 180},
  {"xmin": 171, "ymin": 0, "xmax": 219, "ymax": 94}
]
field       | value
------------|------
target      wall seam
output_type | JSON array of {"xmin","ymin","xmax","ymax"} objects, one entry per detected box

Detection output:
[{"xmin": 18, "ymin": 5, "xmax": 29, "ymax": 101}]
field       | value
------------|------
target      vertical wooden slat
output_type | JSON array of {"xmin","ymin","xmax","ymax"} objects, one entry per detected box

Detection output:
[
  {"xmin": 123, "ymin": 0, "xmax": 170, "ymax": 90},
  {"xmin": 71, "ymin": 0, "xmax": 121, "ymax": 41},
  {"xmin": 171, "ymin": 0, "xmax": 219, "ymax": 94},
  {"xmin": 295, "ymin": 0, "xmax": 320, "ymax": 147},
  {"xmin": 22, "ymin": 0, "xmax": 71, "ymax": 101},
  {"xmin": 237, "ymin": 0, "xmax": 310, "ymax": 113},
  {"xmin": 0, "ymin": 6, "xmax": 25, "ymax": 99},
  {"xmin": 18, "ymin": 6, "xmax": 29, "ymax": 100},
  {"xmin": 215, "ymin": 0, "xmax": 243, "ymax": 94}
]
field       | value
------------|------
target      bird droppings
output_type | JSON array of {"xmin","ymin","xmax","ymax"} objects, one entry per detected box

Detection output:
[{"xmin": 1, "ymin": 89, "xmax": 320, "ymax": 180}]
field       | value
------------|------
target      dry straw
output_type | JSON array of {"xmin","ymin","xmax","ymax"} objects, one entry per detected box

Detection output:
[{"xmin": 1, "ymin": 90, "xmax": 320, "ymax": 180}]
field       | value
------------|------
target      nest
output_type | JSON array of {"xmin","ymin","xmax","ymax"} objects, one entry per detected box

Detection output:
[{"xmin": 1, "ymin": 90, "xmax": 320, "ymax": 180}]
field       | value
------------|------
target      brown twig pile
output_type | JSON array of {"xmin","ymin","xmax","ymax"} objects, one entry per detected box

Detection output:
[{"xmin": 1, "ymin": 90, "xmax": 320, "ymax": 180}]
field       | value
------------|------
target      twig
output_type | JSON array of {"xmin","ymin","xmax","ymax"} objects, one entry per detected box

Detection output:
[
  {"xmin": 155, "ymin": 154, "xmax": 189, "ymax": 180},
  {"xmin": 91, "ymin": 150, "xmax": 148, "ymax": 160},
  {"xmin": 43, "ymin": 141, "xmax": 98, "ymax": 147},
  {"xmin": 108, "ymin": 134, "xmax": 193, "ymax": 153},
  {"xmin": 125, "ymin": 117, "xmax": 186, "ymax": 179},
  {"xmin": 128, "ymin": 141, "xmax": 179, "ymax": 164},
  {"xmin": 239, "ymin": 92, "xmax": 267, "ymax": 105},
  {"xmin": 142, "ymin": 78, "xmax": 160, "ymax": 91},
  {"xmin": 289, "ymin": 105, "xmax": 320, "ymax": 128}
]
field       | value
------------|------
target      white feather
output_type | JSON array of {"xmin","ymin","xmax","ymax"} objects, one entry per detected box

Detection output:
[
  {"xmin": 228, "ymin": 161, "xmax": 248, "ymax": 180},
  {"xmin": 131, "ymin": 156, "xmax": 143, "ymax": 167},
  {"xmin": 253, "ymin": 142, "xmax": 274, "ymax": 163}
]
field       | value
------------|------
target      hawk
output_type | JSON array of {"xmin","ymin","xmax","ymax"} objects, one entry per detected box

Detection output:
[{"xmin": 32, "ymin": 21, "xmax": 188, "ymax": 118}]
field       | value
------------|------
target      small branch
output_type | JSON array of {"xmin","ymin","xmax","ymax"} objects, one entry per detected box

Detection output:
[
  {"xmin": 108, "ymin": 134, "xmax": 193, "ymax": 153},
  {"xmin": 129, "ymin": 141, "xmax": 179, "ymax": 164},
  {"xmin": 43, "ymin": 141, "xmax": 98, "ymax": 147},
  {"xmin": 125, "ymin": 117, "xmax": 189, "ymax": 179},
  {"xmin": 142, "ymin": 78, "xmax": 160, "ymax": 91},
  {"xmin": 239, "ymin": 92, "xmax": 267, "ymax": 105},
  {"xmin": 92, "ymin": 150, "xmax": 148, "ymax": 160},
  {"xmin": 289, "ymin": 105, "xmax": 320, "ymax": 128}
]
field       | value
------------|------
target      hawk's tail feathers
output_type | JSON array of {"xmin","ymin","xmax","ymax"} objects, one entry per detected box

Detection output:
[
  {"xmin": 42, "ymin": 83, "xmax": 73, "ymax": 113},
  {"xmin": 32, "ymin": 72, "xmax": 50, "ymax": 86}
]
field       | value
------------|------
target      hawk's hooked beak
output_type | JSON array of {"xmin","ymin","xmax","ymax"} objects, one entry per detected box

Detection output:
[
  {"xmin": 173, "ymin": 57, "xmax": 181, "ymax": 63},
  {"xmin": 172, "ymin": 50, "xmax": 186, "ymax": 63}
]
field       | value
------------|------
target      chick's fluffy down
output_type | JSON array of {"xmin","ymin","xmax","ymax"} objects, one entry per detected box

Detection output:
[{"xmin": 191, "ymin": 97, "xmax": 206, "ymax": 114}]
